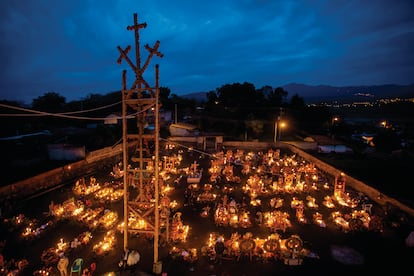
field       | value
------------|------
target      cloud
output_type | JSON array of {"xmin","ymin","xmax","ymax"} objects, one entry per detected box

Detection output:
[{"xmin": 1, "ymin": 0, "xmax": 413, "ymax": 104}]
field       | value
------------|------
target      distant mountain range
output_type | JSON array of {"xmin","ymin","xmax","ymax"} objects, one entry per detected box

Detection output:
[{"xmin": 181, "ymin": 83, "xmax": 414, "ymax": 104}]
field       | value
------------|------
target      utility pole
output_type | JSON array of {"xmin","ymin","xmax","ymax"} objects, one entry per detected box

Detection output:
[{"xmin": 117, "ymin": 13, "xmax": 164, "ymax": 273}]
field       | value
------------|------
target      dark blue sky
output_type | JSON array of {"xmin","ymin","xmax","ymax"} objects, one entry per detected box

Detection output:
[{"xmin": 1, "ymin": 0, "xmax": 413, "ymax": 104}]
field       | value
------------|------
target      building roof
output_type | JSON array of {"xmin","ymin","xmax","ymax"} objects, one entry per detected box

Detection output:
[
  {"xmin": 311, "ymin": 135, "xmax": 343, "ymax": 145},
  {"xmin": 169, "ymin": 123, "xmax": 198, "ymax": 131}
]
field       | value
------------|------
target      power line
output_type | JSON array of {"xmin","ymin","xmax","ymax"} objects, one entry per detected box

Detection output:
[{"xmin": 0, "ymin": 102, "xmax": 154, "ymax": 121}]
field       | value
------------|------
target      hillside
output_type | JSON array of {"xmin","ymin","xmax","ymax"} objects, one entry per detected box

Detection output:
[
  {"xmin": 181, "ymin": 83, "xmax": 414, "ymax": 104},
  {"xmin": 283, "ymin": 83, "xmax": 414, "ymax": 103}
]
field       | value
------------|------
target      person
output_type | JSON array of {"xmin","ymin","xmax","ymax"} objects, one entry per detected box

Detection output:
[
  {"xmin": 82, "ymin": 267, "xmax": 91, "ymax": 276},
  {"xmin": 214, "ymin": 237, "xmax": 225, "ymax": 264},
  {"xmin": 256, "ymin": 211, "xmax": 263, "ymax": 225},
  {"xmin": 57, "ymin": 255, "xmax": 69, "ymax": 276},
  {"xmin": 48, "ymin": 201, "xmax": 55, "ymax": 216},
  {"xmin": 184, "ymin": 188, "xmax": 190, "ymax": 206},
  {"xmin": 85, "ymin": 198, "xmax": 91, "ymax": 207},
  {"xmin": 89, "ymin": 262, "xmax": 96, "ymax": 275},
  {"xmin": 120, "ymin": 248, "xmax": 130, "ymax": 269}
]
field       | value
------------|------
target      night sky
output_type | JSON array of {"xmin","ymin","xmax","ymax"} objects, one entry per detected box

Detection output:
[{"xmin": 1, "ymin": 0, "xmax": 413, "ymax": 104}]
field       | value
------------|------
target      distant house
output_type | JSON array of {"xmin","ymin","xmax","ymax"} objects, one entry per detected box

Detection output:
[
  {"xmin": 104, "ymin": 113, "xmax": 121, "ymax": 125},
  {"xmin": 311, "ymin": 135, "xmax": 353, "ymax": 154},
  {"xmin": 317, "ymin": 144, "xmax": 353, "ymax": 154},
  {"xmin": 105, "ymin": 110, "xmax": 172, "ymax": 127},
  {"xmin": 169, "ymin": 122, "xmax": 200, "ymax": 137},
  {"xmin": 351, "ymin": 133, "xmax": 376, "ymax": 146}
]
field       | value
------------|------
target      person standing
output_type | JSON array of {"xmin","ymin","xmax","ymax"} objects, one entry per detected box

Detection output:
[
  {"xmin": 57, "ymin": 255, "xmax": 69, "ymax": 276},
  {"xmin": 214, "ymin": 237, "xmax": 225, "ymax": 264},
  {"xmin": 89, "ymin": 262, "xmax": 96, "ymax": 275}
]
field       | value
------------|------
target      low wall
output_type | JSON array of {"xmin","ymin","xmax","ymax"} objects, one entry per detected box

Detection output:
[
  {"xmin": 284, "ymin": 143, "xmax": 414, "ymax": 218},
  {"xmin": 0, "ymin": 144, "xmax": 123, "ymax": 202},
  {"xmin": 223, "ymin": 141, "xmax": 275, "ymax": 150},
  {"xmin": 47, "ymin": 144, "xmax": 86, "ymax": 161}
]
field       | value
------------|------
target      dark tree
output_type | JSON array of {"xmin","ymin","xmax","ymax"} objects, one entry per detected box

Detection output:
[
  {"xmin": 289, "ymin": 94, "xmax": 306, "ymax": 110},
  {"xmin": 206, "ymin": 90, "xmax": 219, "ymax": 105},
  {"xmin": 159, "ymin": 86, "xmax": 172, "ymax": 109},
  {"xmin": 216, "ymin": 82, "xmax": 258, "ymax": 109},
  {"xmin": 31, "ymin": 92, "xmax": 67, "ymax": 129},
  {"xmin": 266, "ymin": 87, "xmax": 288, "ymax": 107},
  {"xmin": 32, "ymin": 92, "xmax": 66, "ymax": 112}
]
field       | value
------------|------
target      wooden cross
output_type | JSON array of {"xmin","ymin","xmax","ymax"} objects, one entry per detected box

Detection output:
[
  {"xmin": 190, "ymin": 161, "xmax": 199, "ymax": 172},
  {"xmin": 116, "ymin": 13, "xmax": 162, "ymax": 92},
  {"xmin": 141, "ymin": 41, "xmax": 163, "ymax": 73}
]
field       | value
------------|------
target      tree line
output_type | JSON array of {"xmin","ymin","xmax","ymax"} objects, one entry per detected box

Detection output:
[
  {"xmin": 2, "ymin": 81, "xmax": 406, "ymax": 153},
  {"xmin": 0, "ymin": 82, "xmax": 335, "ymax": 142}
]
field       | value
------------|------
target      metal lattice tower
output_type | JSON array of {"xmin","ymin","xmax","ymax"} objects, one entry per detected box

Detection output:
[{"xmin": 117, "ymin": 13, "xmax": 164, "ymax": 269}]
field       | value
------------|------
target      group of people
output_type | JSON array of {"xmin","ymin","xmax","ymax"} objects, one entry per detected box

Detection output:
[{"xmin": 56, "ymin": 254, "xmax": 96, "ymax": 276}]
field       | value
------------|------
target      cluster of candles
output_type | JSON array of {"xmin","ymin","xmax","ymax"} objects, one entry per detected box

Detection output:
[
  {"xmin": 14, "ymin": 144, "xmax": 381, "ymax": 273},
  {"xmin": 202, "ymin": 231, "xmax": 309, "ymax": 262},
  {"xmin": 93, "ymin": 230, "xmax": 116, "ymax": 255}
]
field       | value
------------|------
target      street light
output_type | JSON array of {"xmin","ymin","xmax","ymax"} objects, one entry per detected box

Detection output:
[
  {"xmin": 274, "ymin": 121, "xmax": 278, "ymax": 143},
  {"xmin": 278, "ymin": 121, "xmax": 286, "ymax": 141},
  {"xmin": 274, "ymin": 120, "xmax": 286, "ymax": 143},
  {"xmin": 331, "ymin": 116, "xmax": 339, "ymax": 126},
  {"xmin": 331, "ymin": 116, "xmax": 339, "ymax": 138}
]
